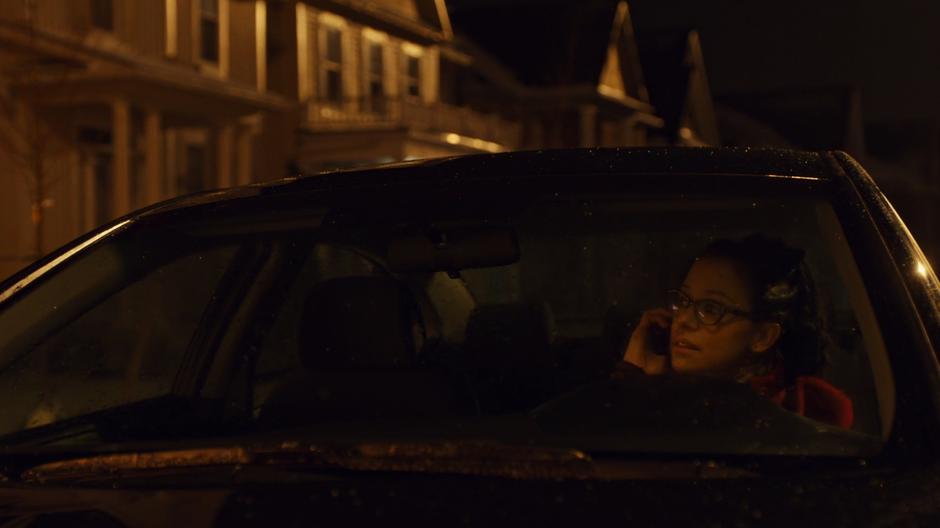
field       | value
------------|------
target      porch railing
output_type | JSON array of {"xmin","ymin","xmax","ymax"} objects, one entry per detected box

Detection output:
[{"xmin": 305, "ymin": 96, "xmax": 522, "ymax": 150}]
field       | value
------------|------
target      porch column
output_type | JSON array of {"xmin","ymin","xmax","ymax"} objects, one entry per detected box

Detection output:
[
  {"xmin": 236, "ymin": 125, "xmax": 254, "ymax": 185},
  {"xmin": 143, "ymin": 109, "xmax": 163, "ymax": 205},
  {"xmin": 111, "ymin": 98, "xmax": 131, "ymax": 217},
  {"xmin": 216, "ymin": 123, "xmax": 235, "ymax": 188}
]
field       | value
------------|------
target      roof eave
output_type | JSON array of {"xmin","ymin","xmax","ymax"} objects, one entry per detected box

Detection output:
[{"xmin": 303, "ymin": 0, "xmax": 450, "ymax": 44}]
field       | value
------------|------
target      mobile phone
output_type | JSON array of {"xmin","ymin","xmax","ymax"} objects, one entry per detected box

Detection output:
[{"xmin": 648, "ymin": 324, "xmax": 670, "ymax": 356}]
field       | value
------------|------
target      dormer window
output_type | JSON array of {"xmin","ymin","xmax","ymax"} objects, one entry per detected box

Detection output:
[
  {"xmin": 200, "ymin": 0, "xmax": 220, "ymax": 63},
  {"xmin": 91, "ymin": 0, "xmax": 114, "ymax": 31}
]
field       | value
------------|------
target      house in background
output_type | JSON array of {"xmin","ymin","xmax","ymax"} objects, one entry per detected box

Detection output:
[
  {"xmin": 0, "ymin": 0, "xmax": 287, "ymax": 279},
  {"xmin": 445, "ymin": 0, "xmax": 663, "ymax": 149},
  {"xmin": 636, "ymin": 29, "xmax": 719, "ymax": 146},
  {"xmin": 0, "ymin": 0, "xmax": 527, "ymax": 280},
  {"xmin": 0, "ymin": 0, "xmax": 726, "ymax": 281},
  {"xmin": 262, "ymin": 0, "xmax": 521, "ymax": 174}
]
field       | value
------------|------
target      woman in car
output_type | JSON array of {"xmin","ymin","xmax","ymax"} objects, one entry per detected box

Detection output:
[{"xmin": 615, "ymin": 234, "xmax": 854, "ymax": 428}]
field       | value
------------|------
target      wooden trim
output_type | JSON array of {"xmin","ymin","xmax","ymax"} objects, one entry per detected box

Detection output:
[
  {"xmin": 254, "ymin": 0, "xmax": 266, "ymax": 92},
  {"xmin": 433, "ymin": 0, "xmax": 453, "ymax": 39},
  {"xmin": 301, "ymin": 0, "xmax": 447, "ymax": 45},
  {"xmin": 165, "ymin": 0, "xmax": 178, "ymax": 57},
  {"xmin": 296, "ymin": 3, "xmax": 312, "ymax": 100}
]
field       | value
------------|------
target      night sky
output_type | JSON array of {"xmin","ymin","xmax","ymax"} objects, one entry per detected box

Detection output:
[{"xmin": 447, "ymin": 0, "xmax": 940, "ymax": 123}]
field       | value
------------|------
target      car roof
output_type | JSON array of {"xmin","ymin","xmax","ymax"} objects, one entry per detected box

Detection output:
[
  {"xmin": 279, "ymin": 146, "xmax": 832, "ymax": 191},
  {"xmin": 138, "ymin": 147, "xmax": 836, "ymax": 219}
]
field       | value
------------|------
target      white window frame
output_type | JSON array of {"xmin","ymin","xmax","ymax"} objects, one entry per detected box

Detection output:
[
  {"xmin": 317, "ymin": 14, "xmax": 347, "ymax": 107},
  {"xmin": 194, "ymin": 0, "xmax": 229, "ymax": 77},
  {"xmin": 362, "ymin": 29, "xmax": 388, "ymax": 112},
  {"xmin": 402, "ymin": 43, "xmax": 423, "ymax": 100}
]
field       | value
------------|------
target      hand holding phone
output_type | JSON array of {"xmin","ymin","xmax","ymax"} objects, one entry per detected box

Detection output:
[
  {"xmin": 622, "ymin": 308, "xmax": 672, "ymax": 375},
  {"xmin": 647, "ymin": 323, "xmax": 671, "ymax": 356}
]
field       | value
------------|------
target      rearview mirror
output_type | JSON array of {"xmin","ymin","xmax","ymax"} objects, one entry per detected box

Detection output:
[{"xmin": 387, "ymin": 227, "xmax": 520, "ymax": 273}]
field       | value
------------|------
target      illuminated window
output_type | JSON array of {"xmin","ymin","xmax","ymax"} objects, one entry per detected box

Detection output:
[
  {"xmin": 321, "ymin": 26, "xmax": 343, "ymax": 103},
  {"xmin": 200, "ymin": 0, "xmax": 220, "ymax": 63},
  {"xmin": 91, "ymin": 0, "xmax": 113, "ymax": 31},
  {"xmin": 405, "ymin": 54, "xmax": 421, "ymax": 98}
]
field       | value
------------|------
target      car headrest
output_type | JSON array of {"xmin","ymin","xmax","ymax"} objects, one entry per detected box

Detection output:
[
  {"xmin": 464, "ymin": 302, "xmax": 557, "ymax": 370},
  {"xmin": 298, "ymin": 276, "xmax": 422, "ymax": 371}
]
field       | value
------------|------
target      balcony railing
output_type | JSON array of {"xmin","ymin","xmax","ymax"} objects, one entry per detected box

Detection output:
[{"xmin": 305, "ymin": 96, "xmax": 521, "ymax": 151}]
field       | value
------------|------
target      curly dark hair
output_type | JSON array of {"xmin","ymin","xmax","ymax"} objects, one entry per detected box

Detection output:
[{"xmin": 698, "ymin": 234, "xmax": 832, "ymax": 384}]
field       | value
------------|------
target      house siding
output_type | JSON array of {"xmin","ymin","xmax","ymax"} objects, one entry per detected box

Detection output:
[{"xmin": 0, "ymin": 0, "xmax": 277, "ymax": 280}]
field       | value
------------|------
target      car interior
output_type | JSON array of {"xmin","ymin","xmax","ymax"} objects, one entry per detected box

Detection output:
[
  {"xmin": 0, "ymin": 188, "xmax": 895, "ymax": 455},
  {"xmin": 246, "ymin": 193, "xmax": 892, "ymax": 447}
]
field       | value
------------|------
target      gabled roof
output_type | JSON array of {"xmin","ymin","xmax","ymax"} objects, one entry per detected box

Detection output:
[
  {"xmin": 448, "ymin": 0, "xmax": 636, "ymax": 90},
  {"xmin": 605, "ymin": 1, "xmax": 649, "ymax": 103}
]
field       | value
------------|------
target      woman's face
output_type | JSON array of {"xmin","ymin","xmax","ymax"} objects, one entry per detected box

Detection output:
[{"xmin": 670, "ymin": 257, "xmax": 778, "ymax": 376}]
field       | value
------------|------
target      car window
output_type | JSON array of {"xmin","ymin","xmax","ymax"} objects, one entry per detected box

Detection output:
[
  {"xmin": 244, "ymin": 188, "xmax": 890, "ymax": 457},
  {"xmin": 0, "ymin": 231, "xmax": 237, "ymax": 436}
]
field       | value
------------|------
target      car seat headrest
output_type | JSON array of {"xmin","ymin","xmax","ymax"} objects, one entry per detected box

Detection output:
[{"xmin": 298, "ymin": 276, "xmax": 422, "ymax": 371}]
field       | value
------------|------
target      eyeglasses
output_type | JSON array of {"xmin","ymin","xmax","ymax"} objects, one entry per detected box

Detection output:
[{"xmin": 665, "ymin": 289, "xmax": 753, "ymax": 326}]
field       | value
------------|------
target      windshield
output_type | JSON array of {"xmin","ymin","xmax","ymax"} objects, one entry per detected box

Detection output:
[{"xmin": 0, "ymin": 180, "xmax": 891, "ymax": 457}]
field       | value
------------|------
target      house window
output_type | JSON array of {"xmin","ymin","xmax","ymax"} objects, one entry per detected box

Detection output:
[
  {"xmin": 200, "ymin": 0, "xmax": 220, "ymax": 63},
  {"xmin": 405, "ymin": 54, "xmax": 421, "ymax": 98},
  {"xmin": 366, "ymin": 41, "xmax": 384, "ymax": 110},
  {"xmin": 91, "ymin": 0, "xmax": 113, "ymax": 31},
  {"xmin": 321, "ymin": 26, "xmax": 343, "ymax": 103}
]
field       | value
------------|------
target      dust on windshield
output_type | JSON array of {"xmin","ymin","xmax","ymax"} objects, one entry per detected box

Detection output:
[{"xmin": 0, "ymin": 191, "xmax": 890, "ymax": 457}]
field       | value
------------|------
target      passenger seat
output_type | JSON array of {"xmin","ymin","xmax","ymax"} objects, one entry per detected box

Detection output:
[{"xmin": 257, "ymin": 276, "xmax": 457, "ymax": 428}]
